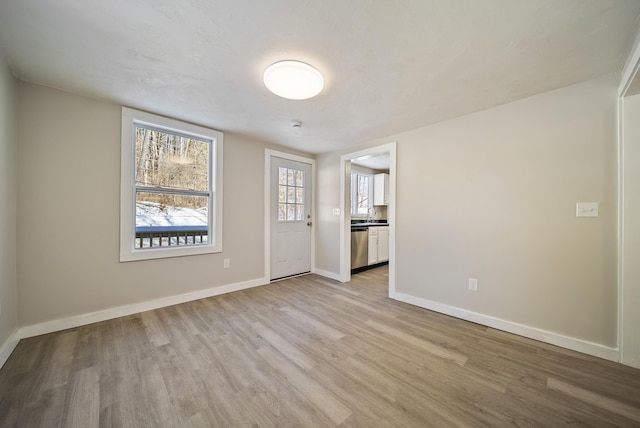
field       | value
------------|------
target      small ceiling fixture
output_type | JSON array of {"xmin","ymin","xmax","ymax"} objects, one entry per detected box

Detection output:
[{"xmin": 263, "ymin": 60, "xmax": 324, "ymax": 100}]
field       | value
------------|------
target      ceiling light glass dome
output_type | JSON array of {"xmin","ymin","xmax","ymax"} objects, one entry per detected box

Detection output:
[{"xmin": 263, "ymin": 60, "xmax": 324, "ymax": 100}]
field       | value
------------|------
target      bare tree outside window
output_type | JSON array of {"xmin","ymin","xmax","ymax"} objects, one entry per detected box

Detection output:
[{"xmin": 134, "ymin": 125, "xmax": 211, "ymax": 248}]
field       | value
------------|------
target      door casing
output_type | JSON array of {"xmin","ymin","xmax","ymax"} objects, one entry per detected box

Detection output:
[
  {"xmin": 340, "ymin": 142, "xmax": 397, "ymax": 296},
  {"xmin": 264, "ymin": 149, "xmax": 315, "ymax": 282}
]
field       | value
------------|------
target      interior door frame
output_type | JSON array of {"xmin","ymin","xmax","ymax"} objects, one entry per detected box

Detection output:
[
  {"xmin": 339, "ymin": 142, "xmax": 397, "ymax": 296},
  {"xmin": 617, "ymin": 33, "xmax": 640, "ymax": 367},
  {"xmin": 264, "ymin": 149, "xmax": 316, "ymax": 282}
]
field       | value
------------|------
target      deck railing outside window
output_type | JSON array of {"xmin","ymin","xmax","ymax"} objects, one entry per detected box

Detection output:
[{"xmin": 135, "ymin": 226, "xmax": 208, "ymax": 249}]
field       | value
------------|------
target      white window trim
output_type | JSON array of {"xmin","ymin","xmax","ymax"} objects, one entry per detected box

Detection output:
[{"xmin": 119, "ymin": 107, "xmax": 223, "ymax": 262}]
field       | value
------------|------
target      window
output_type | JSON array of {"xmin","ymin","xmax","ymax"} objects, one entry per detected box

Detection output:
[
  {"xmin": 278, "ymin": 167, "xmax": 305, "ymax": 221},
  {"xmin": 120, "ymin": 108, "xmax": 223, "ymax": 261},
  {"xmin": 351, "ymin": 170, "xmax": 373, "ymax": 216}
]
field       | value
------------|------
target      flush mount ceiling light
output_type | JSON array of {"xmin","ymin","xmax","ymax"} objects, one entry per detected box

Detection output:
[{"xmin": 263, "ymin": 60, "xmax": 324, "ymax": 100}]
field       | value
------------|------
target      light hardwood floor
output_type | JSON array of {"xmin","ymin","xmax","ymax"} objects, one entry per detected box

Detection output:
[{"xmin": 1, "ymin": 266, "xmax": 640, "ymax": 427}]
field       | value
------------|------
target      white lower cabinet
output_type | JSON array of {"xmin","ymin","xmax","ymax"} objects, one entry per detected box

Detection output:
[
  {"xmin": 368, "ymin": 227, "xmax": 378, "ymax": 265},
  {"xmin": 377, "ymin": 227, "xmax": 389, "ymax": 262},
  {"xmin": 368, "ymin": 226, "xmax": 389, "ymax": 265}
]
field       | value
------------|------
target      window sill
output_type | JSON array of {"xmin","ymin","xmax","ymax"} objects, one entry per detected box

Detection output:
[{"xmin": 120, "ymin": 243, "xmax": 222, "ymax": 262}]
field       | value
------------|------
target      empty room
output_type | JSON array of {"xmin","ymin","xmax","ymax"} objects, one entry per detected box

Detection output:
[{"xmin": 1, "ymin": 1, "xmax": 640, "ymax": 426}]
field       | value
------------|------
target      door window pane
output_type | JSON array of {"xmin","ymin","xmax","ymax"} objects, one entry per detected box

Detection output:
[
  {"xmin": 278, "ymin": 167, "xmax": 305, "ymax": 222},
  {"xmin": 278, "ymin": 204, "xmax": 286, "ymax": 221},
  {"xmin": 287, "ymin": 204, "xmax": 296, "ymax": 221}
]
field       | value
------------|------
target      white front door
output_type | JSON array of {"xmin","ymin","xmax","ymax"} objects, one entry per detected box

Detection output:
[{"xmin": 270, "ymin": 156, "xmax": 312, "ymax": 280}]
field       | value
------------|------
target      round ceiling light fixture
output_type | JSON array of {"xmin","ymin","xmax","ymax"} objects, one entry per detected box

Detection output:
[{"xmin": 263, "ymin": 60, "xmax": 324, "ymax": 100}]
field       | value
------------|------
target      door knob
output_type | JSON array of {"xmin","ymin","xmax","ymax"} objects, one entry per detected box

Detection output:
[{"xmin": 307, "ymin": 221, "xmax": 312, "ymax": 226}]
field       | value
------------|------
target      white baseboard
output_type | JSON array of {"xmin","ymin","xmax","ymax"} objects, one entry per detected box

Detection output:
[
  {"xmin": 391, "ymin": 291, "xmax": 620, "ymax": 362},
  {"xmin": 17, "ymin": 277, "xmax": 269, "ymax": 340},
  {"xmin": 312, "ymin": 268, "xmax": 343, "ymax": 282},
  {"xmin": 0, "ymin": 329, "xmax": 20, "ymax": 369},
  {"xmin": 6, "ymin": 278, "xmax": 620, "ymax": 368}
]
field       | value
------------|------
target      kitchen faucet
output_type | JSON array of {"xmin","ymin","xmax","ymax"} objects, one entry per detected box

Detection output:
[{"xmin": 367, "ymin": 207, "xmax": 375, "ymax": 222}]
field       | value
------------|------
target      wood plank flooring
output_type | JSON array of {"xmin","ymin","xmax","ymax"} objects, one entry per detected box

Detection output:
[{"xmin": 1, "ymin": 266, "xmax": 640, "ymax": 427}]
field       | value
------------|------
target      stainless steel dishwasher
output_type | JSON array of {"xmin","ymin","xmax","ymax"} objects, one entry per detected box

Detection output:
[{"xmin": 351, "ymin": 226, "xmax": 368, "ymax": 270}]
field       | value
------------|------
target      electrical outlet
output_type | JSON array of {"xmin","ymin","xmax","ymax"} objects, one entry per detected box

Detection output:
[
  {"xmin": 224, "ymin": 259, "xmax": 230, "ymax": 269},
  {"xmin": 468, "ymin": 278, "xmax": 478, "ymax": 291}
]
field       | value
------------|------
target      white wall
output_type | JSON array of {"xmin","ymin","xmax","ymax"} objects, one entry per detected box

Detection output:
[
  {"xmin": 16, "ymin": 82, "xmax": 307, "ymax": 328},
  {"xmin": 9, "ymin": 73, "xmax": 623, "ymax": 357},
  {"xmin": 315, "ymin": 153, "xmax": 343, "ymax": 273},
  {"xmin": 622, "ymin": 93, "xmax": 640, "ymax": 367},
  {"xmin": 316, "ymin": 75, "xmax": 618, "ymax": 350},
  {"xmin": 0, "ymin": 53, "xmax": 18, "ymax": 359}
]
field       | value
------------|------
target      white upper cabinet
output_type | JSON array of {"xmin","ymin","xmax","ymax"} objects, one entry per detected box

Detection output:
[{"xmin": 373, "ymin": 173, "xmax": 389, "ymax": 206}]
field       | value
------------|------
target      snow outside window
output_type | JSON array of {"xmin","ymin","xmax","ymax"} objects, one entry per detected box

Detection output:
[{"xmin": 120, "ymin": 108, "xmax": 223, "ymax": 261}]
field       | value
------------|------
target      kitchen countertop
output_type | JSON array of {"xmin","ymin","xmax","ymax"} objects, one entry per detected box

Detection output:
[{"xmin": 351, "ymin": 221, "xmax": 389, "ymax": 228}]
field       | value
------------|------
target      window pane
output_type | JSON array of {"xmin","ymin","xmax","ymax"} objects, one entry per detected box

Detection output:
[
  {"xmin": 279, "ymin": 167, "xmax": 287, "ymax": 185},
  {"xmin": 358, "ymin": 175, "xmax": 368, "ymax": 195},
  {"xmin": 351, "ymin": 172, "xmax": 372, "ymax": 215},
  {"xmin": 277, "ymin": 167, "xmax": 305, "ymax": 222},
  {"xmin": 350, "ymin": 172, "xmax": 357, "ymax": 214},
  {"xmin": 135, "ymin": 126, "xmax": 210, "ymax": 191},
  {"xmin": 135, "ymin": 191, "xmax": 208, "ymax": 249}
]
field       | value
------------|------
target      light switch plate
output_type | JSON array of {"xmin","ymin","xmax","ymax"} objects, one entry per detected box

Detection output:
[
  {"xmin": 576, "ymin": 202, "xmax": 598, "ymax": 217},
  {"xmin": 332, "ymin": 208, "xmax": 340, "ymax": 216}
]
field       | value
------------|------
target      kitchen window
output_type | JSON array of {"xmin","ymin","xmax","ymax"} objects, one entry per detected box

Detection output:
[
  {"xmin": 120, "ymin": 107, "xmax": 223, "ymax": 261},
  {"xmin": 350, "ymin": 171, "xmax": 373, "ymax": 216}
]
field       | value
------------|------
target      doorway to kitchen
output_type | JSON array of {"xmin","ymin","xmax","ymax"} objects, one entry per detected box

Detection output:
[{"xmin": 340, "ymin": 142, "xmax": 396, "ymax": 295}]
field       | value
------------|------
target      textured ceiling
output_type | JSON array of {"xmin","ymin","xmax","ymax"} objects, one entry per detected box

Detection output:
[
  {"xmin": 352, "ymin": 153, "xmax": 391, "ymax": 171},
  {"xmin": 1, "ymin": 0, "xmax": 639, "ymax": 154}
]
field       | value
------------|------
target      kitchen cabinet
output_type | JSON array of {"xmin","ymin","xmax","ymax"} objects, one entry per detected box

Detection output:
[
  {"xmin": 377, "ymin": 226, "xmax": 389, "ymax": 262},
  {"xmin": 368, "ymin": 227, "xmax": 378, "ymax": 265},
  {"xmin": 374, "ymin": 173, "xmax": 389, "ymax": 206},
  {"xmin": 368, "ymin": 226, "xmax": 389, "ymax": 265}
]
